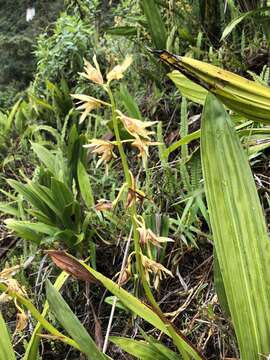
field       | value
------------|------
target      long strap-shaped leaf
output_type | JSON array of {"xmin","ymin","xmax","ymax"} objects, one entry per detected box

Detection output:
[
  {"xmin": 154, "ymin": 50, "xmax": 270, "ymax": 123},
  {"xmin": 0, "ymin": 311, "xmax": 16, "ymax": 360},
  {"xmin": 24, "ymin": 271, "xmax": 69, "ymax": 360},
  {"xmin": 140, "ymin": 0, "xmax": 167, "ymax": 49},
  {"xmin": 201, "ymin": 93, "xmax": 270, "ymax": 359},
  {"xmin": 45, "ymin": 250, "xmax": 204, "ymax": 359},
  {"xmin": 46, "ymin": 281, "xmax": 109, "ymax": 360}
]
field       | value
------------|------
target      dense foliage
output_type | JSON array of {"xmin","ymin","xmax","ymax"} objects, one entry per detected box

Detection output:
[
  {"xmin": 0, "ymin": 1, "xmax": 270, "ymax": 359},
  {"xmin": 0, "ymin": 0, "xmax": 64, "ymax": 107}
]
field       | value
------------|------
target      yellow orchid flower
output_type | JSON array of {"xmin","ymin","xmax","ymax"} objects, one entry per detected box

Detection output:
[
  {"xmin": 79, "ymin": 55, "xmax": 104, "ymax": 85},
  {"xmin": 106, "ymin": 55, "xmax": 133, "ymax": 82},
  {"xmin": 95, "ymin": 199, "xmax": 114, "ymax": 211},
  {"xmin": 126, "ymin": 172, "xmax": 147, "ymax": 208},
  {"xmin": 84, "ymin": 139, "xmax": 117, "ymax": 173},
  {"xmin": 131, "ymin": 137, "xmax": 160, "ymax": 162},
  {"xmin": 15, "ymin": 311, "xmax": 28, "ymax": 333},
  {"xmin": 141, "ymin": 254, "xmax": 173, "ymax": 290},
  {"xmin": 71, "ymin": 94, "xmax": 110, "ymax": 124},
  {"xmin": 0, "ymin": 265, "xmax": 28, "ymax": 323},
  {"xmin": 135, "ymin": 216, "xmax": 173, "ymax": 247},
  {"xmin": 116, "ymin": 110, "xmax": 157, "ymax": 140}
]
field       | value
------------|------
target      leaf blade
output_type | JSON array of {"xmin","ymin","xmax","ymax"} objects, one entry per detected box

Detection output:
[
  {"xmin": 201, "ymin": 93, "xmax": 270, "ymax": 358},
  {"xmin": 0, "ymin": 311, "xmax": 16, "ymax": 360},
  {"xmin": 140, "ymin": 0, "xmax": 167, "ymax": 49},
  {"xmin": 77, "ymin": 161, "xmax": 94, "ymax": 209},
  {"xmin": 46, "ymin": 281, "xmax": 107, "ymax": 360}
]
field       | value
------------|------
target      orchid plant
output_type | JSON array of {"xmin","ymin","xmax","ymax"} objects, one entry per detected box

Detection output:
[
  {"xmin": 72, "ymin": 54, "xmax": 173, "ymax": 297},
  {"xmin": 70, "ymin": 55, "xmax": 197, "ymax": 357}
]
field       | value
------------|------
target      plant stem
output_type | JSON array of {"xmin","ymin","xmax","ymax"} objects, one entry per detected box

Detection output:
[
  {"xmin": 106, "ymin": 85, "xmax": 156, "ymax": 298},
  {"xmin": 106, "ymin": 86, "xmax": 130, "ymax": 184},
  {"xmin": 106, "ymin": 85, "xmax": 191, "ymax": 359}
]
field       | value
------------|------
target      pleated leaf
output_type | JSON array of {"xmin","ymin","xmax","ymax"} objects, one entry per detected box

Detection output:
[
  {"xmin": 155, "ymin": 50, "xmax": 270, "ymax": 123},
  {"xmin": 201, "ymin": 93, "xmax": 270, "ymax": 359},
  {"xmin": 168, "ymin": 70, "xmax": 207, "ymax": 105}
]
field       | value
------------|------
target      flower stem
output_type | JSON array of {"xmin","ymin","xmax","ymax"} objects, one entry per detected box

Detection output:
[
  {"xmin": 106, "ymin": 85, "xmax": 156, "ymax": 298},
  {"xmin": 106, "ymin": 85, "xmax": 190, "ymax": 359},
  {"xmin": 106, "ymin": 86, "xmax": 130, "ymax": 184}
]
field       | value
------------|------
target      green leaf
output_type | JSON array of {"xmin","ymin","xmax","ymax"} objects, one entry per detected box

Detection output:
[
  {"xmin": 158, "ymin": 51, "xmax": 270, "ymax": 123},
  {"xmin": 168, "ymin": 70, "xmax": 207, "ymax": 105},
  {"xmin": 53, "ymin": 229, "xmax": 78, "ymax": 246},
  {"xmin": 110, "ymin": 337, "xmax": 179, "ymax": 360},
  {"xmin": 48, "ymin": 252, "xmax": 203, "ymax": 360},
  {"xmin": 163, "ymin": 130, "xmax": 200, "ymax": 158},
  {"xmin": 24, "ymin": 272, "xmax": 69, "ymax": 360},
  {"xmin": 0, "ymin": 311, "xmax": 16, "ymax": 360},
  {"xmin": 46, "ymin": 281, "xmax": 107, "ymax": 360},
  {"xmin": 51, "ymin": 178, "xmax": 73, "ymax": 211},
  {"xmin": 118, "ymin": 84, "xmax": 142, "ymax": 119},
  {"xmin": 5, "ymin": 219, "xmax": 42, "ymax": 243},
  {"xmin": 139, "ymin": 331, "xmax": 180, "ymax": 360},
  {"xmin": 0, "ymin": 202, "xmax": 19, "ymax": 217},
  {"xmin": 221, "ymin": 7, "xmax": 270, "ymax": 41},
  {"xmin": 140, "ymin": 0, "xmax": 167, "ymax": 49},
  {"xmin": 31, "ymin": 143, "xmax": 56, "ymax": 174},
  {"xmin": 31, "ymin": 125, "xmax": 62, "ymax": 145},
  {"xmin": 104, "ymin": 296, "xmax": 128, "ymax": 311},
  {"xmin": 8, "ymin": 179, "xmax": 53, "ymax": 219},
  {"xmin": 213, "ymin": 250, "xmax": 230, "ymax": 317},
  {"xmin": 29, "ymin": 94, "xmax": 54, "ymax": 111},
  {"xmin": 29, "ymin": 182, "xmax": 62, "ymax": 220},
  {"xmin": 153, "ymin": 343, "xmax": 180, "ymax": 360},
  {"xmin": 221, "ymin": 12, "xmax": 250, "ymax": 41},
  {"xmin": 201, "ymin": 93, "xmax": 270, "ymax": 358},
  {"xmin": 7, "ymin": 98, "xmax": 22, "ymax": 131},
  {"xmin": 77, "ymin": 161, "xmax": 94, "ymax": 209},
  {"xmin": 105, "ymin": 26, "xmax": 137, "ymax": 36},
  {"xmin": 5, "ymin": 219, "xmax": 58, "ymax": 236}
]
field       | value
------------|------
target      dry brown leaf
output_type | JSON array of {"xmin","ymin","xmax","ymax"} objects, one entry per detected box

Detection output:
[
  {"xmin": 45, "ymin": 250, "xmax": 98, "ymax": 284},
  {"xmin": 15, "ymin": 311, "xmax": 28, "ymax": 333},
  {"xmin": 94, "ymin": 312, "xmax": 103, "ymax": 350},
  {"xmin": 117, "ymin": 268, "xmax": 131, "ymax": 286},
  {"xmin": 95, "ymin": 199, "xmax": 114, "ymax": 211}
]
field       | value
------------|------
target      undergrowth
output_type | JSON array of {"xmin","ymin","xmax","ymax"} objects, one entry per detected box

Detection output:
[{"xmin": 1, "ymin": 1, "xmax": 270, "ymax": 359}]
